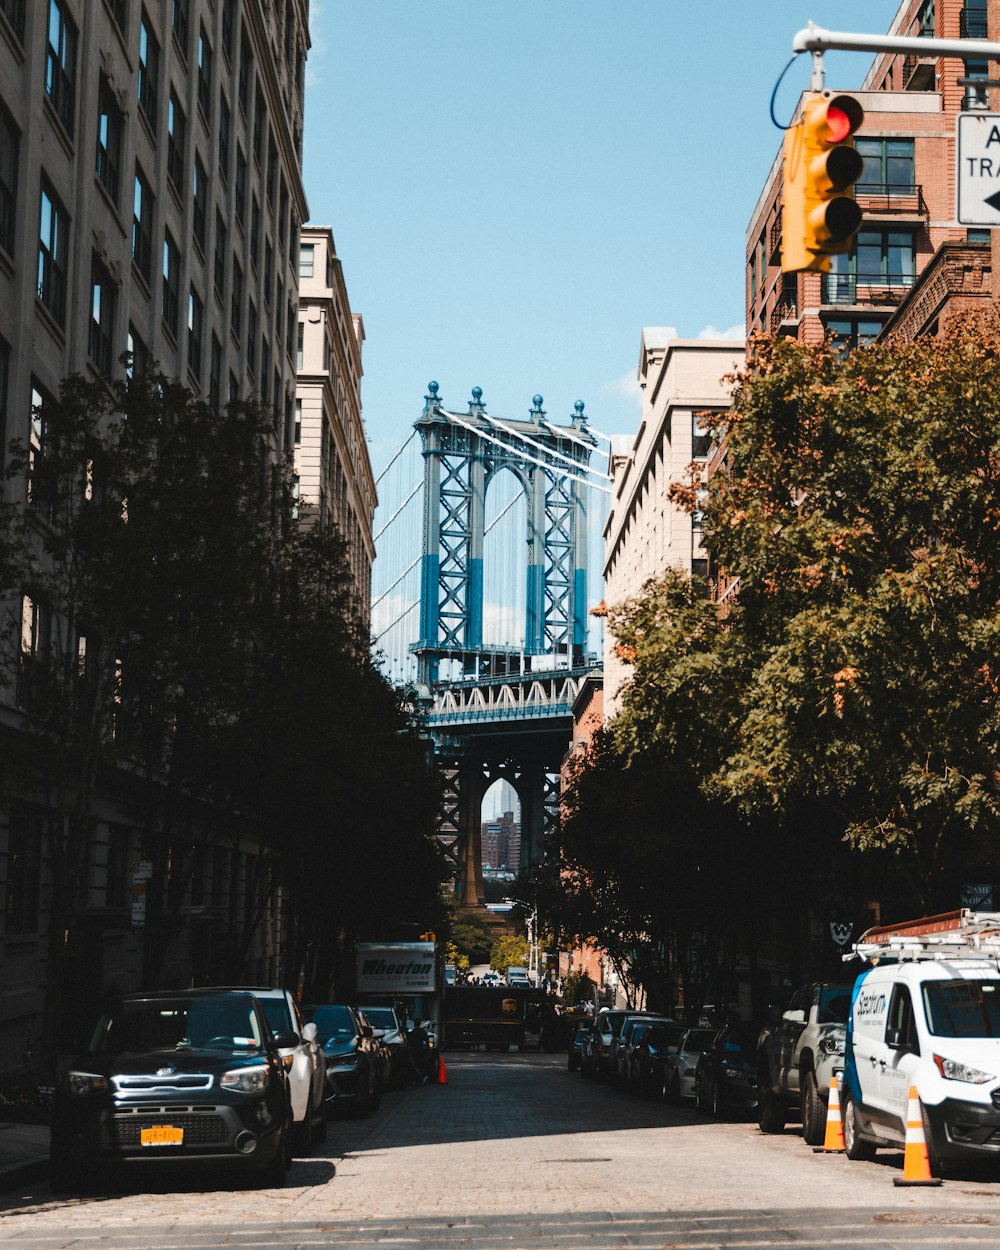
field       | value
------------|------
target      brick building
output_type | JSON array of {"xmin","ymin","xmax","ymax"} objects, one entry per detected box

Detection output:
[{"xmin": 746, "ymin": 0, "xmax": 992, "ymax": 350}]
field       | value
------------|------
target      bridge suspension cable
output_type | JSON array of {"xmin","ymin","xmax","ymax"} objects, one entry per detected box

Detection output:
[
  {"xmin": 438, "ymin": 408, "xmax": 611, "ymax": 495},
  {"xmin": 371, "ymin": 554, "xmax": 422, "ymax": 611},
  {"xmin": 373, "ymin": 479, "xmax": 422, "ymax": 542},
  {"xmin": 477, "ymin": 411, "xmax": 613, "ymax": 482},
  {"xmin": 375, "ymin": 429, "xmax": 417, "ymax": 485}
]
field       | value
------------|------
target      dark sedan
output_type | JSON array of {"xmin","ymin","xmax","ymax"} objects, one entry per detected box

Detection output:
[
  {"xmin": 50, "ymin": 990, "xmax": 292, "ymax": 1191},
  {"xmin": 694, "ymin": 1021, "xmax": 760, "ymax": 1119},
  {"xmin": 628, "ymin": 1022, "xmax": 683, "ymax": 1096},
  {"xmin": 311, "ymin": 1003, "xmax": 383, "ymax": 1116},
  {"xmin": 354, "ymin": 1004, "xmax": 407, "ymax": 1087}
]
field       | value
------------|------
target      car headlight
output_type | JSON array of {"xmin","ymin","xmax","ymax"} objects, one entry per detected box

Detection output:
[
  {"xmin": 220, "ymin": 1065, "xmax": 270, "ymax": 1093},
  {"xmin": 327, "ymin": 1052, "xmax": 357, "ymax": 1066},
  {"xmin": 67, "ymin": 1072, "xmax": 109, "ymax": 1096},
  {"xmin": 933, "ymin": 1054, "xmax": 995, "ymax": 1084},
  {"xmin": 820, "ymin": 1036, "xmax": 844, "ymax": 1055}
]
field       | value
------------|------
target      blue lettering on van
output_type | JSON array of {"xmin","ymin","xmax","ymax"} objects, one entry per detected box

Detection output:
[{"xmin": 855, "ymin": 989, "xmax": 887, "ymax": 1019}]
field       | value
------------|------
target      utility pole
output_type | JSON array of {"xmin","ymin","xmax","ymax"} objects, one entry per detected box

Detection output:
[{"xmin": 793, "ymin": 21, "xmax": 1000, "ymax": 65}]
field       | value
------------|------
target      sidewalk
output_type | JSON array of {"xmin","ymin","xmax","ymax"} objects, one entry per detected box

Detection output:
[{"xmin": 0, "ymin": 1121, "xmax": 49, "ymax": 1192}]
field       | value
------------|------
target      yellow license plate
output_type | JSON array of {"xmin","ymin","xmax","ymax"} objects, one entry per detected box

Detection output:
[{"xmin": 140, "ymin": 1125, "xmax": 184, "ymax": 1146}]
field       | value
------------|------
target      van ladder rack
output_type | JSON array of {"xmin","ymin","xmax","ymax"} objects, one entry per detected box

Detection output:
[{"xmin": 847, "ymin": 909, "xmax": 1000, "ymax": 963}]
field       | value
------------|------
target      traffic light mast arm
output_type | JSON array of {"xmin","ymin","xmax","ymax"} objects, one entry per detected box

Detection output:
[{"xmin": 793, "ymin": 21, "xmax": 1000, "ymax": 63}]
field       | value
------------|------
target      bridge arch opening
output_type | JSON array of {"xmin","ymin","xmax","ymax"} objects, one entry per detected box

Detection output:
[
  {"xmin": 481, "ymin": 466, "xmax": 528, "ymax": 652},
  {"xmin": 480, "ymin": 778, "xmax": 522, "ymax": 886}
]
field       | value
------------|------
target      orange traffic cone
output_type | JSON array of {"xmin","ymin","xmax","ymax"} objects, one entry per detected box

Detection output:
[
  {"xmin": 894, "ymin": 1085, "xmax": 942, "ymax": 1186},
  {"xmin": 813, "ymin": 1074, "xmax": 845, "ymax": 1153},
  {"xmin": 436, "ymin": 1054, "xmax": 448, "ymax": 1084}
]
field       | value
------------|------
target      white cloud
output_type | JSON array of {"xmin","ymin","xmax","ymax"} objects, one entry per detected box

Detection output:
[
  {"xmin": 603, "ymin": 370, "xmax": 643, "ymax": 407},
  {"xmin": 697, "ymin": 323, "xmax": 746, "ymax": 341}
]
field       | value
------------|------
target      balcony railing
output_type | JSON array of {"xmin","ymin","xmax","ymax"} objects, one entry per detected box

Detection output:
[
  {"xmin": 855, "ymin": 181, "xmax": 927, "ymax": 216},
  {"xmin": 961, "ymin": 8, "xmax": 988, "ymax": 38},
  {"xmin": 769, "ymin": 207, "xmax": 782, "ymax": 262},
  {"xmin": 822, "ymin": 272, "xmax": 916, "ymax": 306}
]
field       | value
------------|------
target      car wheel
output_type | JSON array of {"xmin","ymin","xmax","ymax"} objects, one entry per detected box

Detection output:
[
  {"xmin": 758, "ymin": 1082, "xmax": 786, "ymax": 1134},
  {"xmin": 49, "ymin": 1136, "xmax": 87, "ymax": 1194},
  {"xmin": 711, "ymin": 1080, "xmax": 720, "ymax": 1119},
  {"xmin": 695, "ymin": 1075, "xmax": 709, "ymax": 1115},
  {"xmin": 313, "ymin": 1093, "xmax": 328, "ymax": 1145},
  {"xmin": 292, "ymin": 1105, "xmax": 313, "ymax": 1155},
  {"xmin": 921, "ymin": 1102, "xmax": 945, "ymax": 1179},
  {"xmin": 372, "ymin": 1072, "xmax": 384, "ymax": 1110},
  {"xmin": 258, "ymin": 1118, "xmax": 290, "ymax": 1187},
  {"xmin": 800, "ymin": 1069, "xmax": 825, "ymax": 1146},
  {"xmin": 842, "ymin": 1090, "xmax": 876, "ymax": 1162}
]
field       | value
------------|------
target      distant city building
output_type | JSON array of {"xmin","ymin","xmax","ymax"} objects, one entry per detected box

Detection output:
[
  {"xmin": 602, "ymin": 334, "xmax": 743, "ymax": 716},
  {"xmin": 295, "ymin": 225, "xmax": 375, "ymax": 632},
  {"xmin": 481, "ymin": 810, "xmax": 521, "ymax": 874}
]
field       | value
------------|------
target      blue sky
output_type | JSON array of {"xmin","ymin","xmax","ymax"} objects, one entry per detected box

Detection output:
[{"xmin": 303, "ymin": 1, "xmax": 899, "ymax": 468}]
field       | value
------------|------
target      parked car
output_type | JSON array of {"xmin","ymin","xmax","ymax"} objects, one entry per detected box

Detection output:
[
  {"xmin": 694, "ymin": 1022, "xmax": 760, "ymax": 1119},
  {"xmin": 568, "ymin": 1018, "xmax": 592, "ymax": 1072},
  {"xmin": 50, "ymin": 990, "xmax": 292, "ymax": 1192},
  {"xmin": 663, "ymin": 1027, "xmax": 717, "ymax": 1104},
  {"xmin": 354, "ymin": 1004, "xmax": 407, "ymax": 1086},
  {"xmin": 757, "ymin": 982, "xmax": 852, "ymax": 1143},
  {"xmin": 582, "ymin": 1009, "xmax": 637, "ymax": 1078},
  {"xmin": 629, "ymin": 1023, "xmax": 684, "ymax": 1097},
  {"xmin": 212, "ymin": 985, "xmax": 326, "ymax": 1152},
  {"xmin": 611, "ymin": 1013, "xmax": 672, "ymax": 1083},
  {"xmin": 617, "ymin": 1017, "xmax": 675, "ymax": 1087},
  {"xmin": 311, "ymin": 1003, "xmax": 384, "ymax": 1115}
]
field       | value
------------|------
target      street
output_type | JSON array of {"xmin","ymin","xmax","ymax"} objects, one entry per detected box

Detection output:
[{"xmin": 4, "ymin": 1053, "xmax": 1000, "ymax": 1248}]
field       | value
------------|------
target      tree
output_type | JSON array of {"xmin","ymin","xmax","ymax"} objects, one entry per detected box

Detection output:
[
  {"xmin": 449, "ymin": 911, "xmax": 493, "ymax": 967},
  {"xmin": 490, "ymin": 934, "xmax": 529, "ymax": 975}
]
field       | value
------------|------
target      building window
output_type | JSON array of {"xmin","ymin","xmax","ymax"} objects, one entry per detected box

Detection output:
[
  {"xmin": 266, "ymin": 132, "xmax": 276, "ymax": 207},
  {"xmin": 824, "ymin": 317, "xmax": 885, "ymax": 354},
  {"xmin": 279, "ymin": 179, "xmax": 289, "ymax": 256},
  {"xmin": 857, "ymin": 138, "xmax": 914, "ymax": 195},
  {"xmin": 294, "ymin": 397, "xmax": 301, "ymax": 446},
  {"xmin": 162, "ymin": 231, "xmax": 179, "ymax": 336},
  {"xmin": 0, "ymin": 99, "xmax": 19, "ymax": 255},
  {"xmin": 4, "ymin": 805, "xmax": 42, "ymax": 933},
  {"xmin": 45, "ymin": 0, "xmax": 77, "ymax": 134},
  {"xmin": 968, "ymin": 227, "xmax": 991, "ymax": 244},
  {"xmin": 260, "ymin": 338, "xmax": 269, "ymax": 397},
  {"xmin": 692, "ymin": 413, "xmax": 711, "ymax": 459},
  {"xmin": 0, "ymin": 0, "xmax": 25, "ymax": 41},
  {"xmin": 253, "ymin": 79, "xmax": 265, "ymax": 165},
  {"xmin": 126, "ymin": 325, "xmax": 149, "ymax": 379},
  {"xmin": 90, "ymin": 258, "xmax": 116, "ymax": 375},
  {"xmin": 962, "ymin": 0, "xmax": 986, "ymax": 38},
  {"xmin": 27, "ymin": 383, "xmax": 47, "ymax": 506},
  {"xmin": 248, "ymin": 301, "xmax": 257, "ymax": 377},
  {"xmin": 228, "ymin": 370, "xmax": 239, "ymax": 402},
  {"xmin": 108, "ymin": 0, "xmax": 127, "ymax": 36},
  {"xmin": 238, "ymin": 28, "xmax": 252, "ymax": 116},
  {"xmin": 917, "ymin": 0, "xmax": 934, "ymax": 36},
  {"xmin": 37, "ymin": 182, "xmax": 68, "ymax": 324},
  {"xmin": 188, "ymin": 287, "xmax": 203, "ymax": 380},
  {"xmin": 231, "ymin": 256, "xmax": 243, "ymax": 340},
  {"xmin": 299, "ymin": 242, "xmax": 314, "ymax": 280},
  {"xmin": 0, "ymin": 337, "xmax": 8, "ymax": 471},
  {"xmin": 250, "ymin": 197, "xmax": 260, "ymax": 268},
  {"xmin": 825, "ymin": 230, "xmax": 915, "ymax": 304},
  {"xmin": 296, "ymin": 321, "xmax": 303, "ymax": 370},
  {"xmin": 286, "ymin": 296, "xmax": 295, "ymax": 361},
  {"xmin": 167, "ymin": 91, "xmax": 186, "ymax": 193},
  {"xmin": 964, "ymin": 60, "xmax": 989, "ymax": 111},
  {"xmin": 96, "ymin": 76, "xmax": 123, "ymax": 204},
  {"xmin": 218, "ymin": 93, "xmax": 231, "ymax": 181},
  {"xmin": 221, "ymin": 0, "xmax": 235, "ymax": 63},
  {"xmin": 132, "ymin": 165, "xmax": 154, "ymax": 283},
  {"xmin": 209, "ymin": 333, "xmax": 222, "ymax": 409},
  {"xmin": 192, "ymin": 153, "xmax": 207, "ymax": 251},
  {"xmin": 138, "ymin": 10, "xmax": 159, "ymax": 128},
  {"xmin": 235, "ymin": 145, "xmax": 246, "ymax": 225},
  {"xmin": 214, "ymin": 211, "xmax": 227, "ymax": 299},
  {"xmin": 171, "ymin": 0, "xmax": 188, "ymax": 53},
  {"xmin": 263, "ymin": 240, "xmax": 272, "ymax": 307},
  {"xmin": 197, "ymin": 26, "xmax": 212, "ymax": 118}
]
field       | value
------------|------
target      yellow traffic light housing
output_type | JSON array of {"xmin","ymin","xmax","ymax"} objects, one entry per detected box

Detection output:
[{"xmin": 781, "ymin": 91, "xmax": 864, "ymax": 273}]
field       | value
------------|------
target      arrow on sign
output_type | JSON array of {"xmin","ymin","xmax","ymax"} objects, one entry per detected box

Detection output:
[{"xmin": 986, "ymin": 189, "xmax": 1000, "ymax": 214}]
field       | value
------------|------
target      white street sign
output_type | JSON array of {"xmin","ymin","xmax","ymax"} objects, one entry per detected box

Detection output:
[{"xmin": 957, "ymin": 113, "xmax": 1000, "ymax": 226}]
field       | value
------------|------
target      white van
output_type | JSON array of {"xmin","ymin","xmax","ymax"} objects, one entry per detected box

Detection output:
[{"xmin": 842, "ymin": 914, "xmax": 1000, "ymax": 1176}]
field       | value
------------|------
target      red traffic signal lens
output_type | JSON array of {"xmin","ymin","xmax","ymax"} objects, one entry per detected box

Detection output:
[{"xmin": 827, "ymin": 106, "xmax": 852, "ymax": 143}]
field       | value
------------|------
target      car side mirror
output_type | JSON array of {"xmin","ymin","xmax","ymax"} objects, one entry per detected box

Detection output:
[
  {"xmin": 301, "ymin": 1022, "xmax": 317, "ymax": 1043},
  {"xmin": 271, "ymin": 1030, "xmax": 300, "ymax": 1050},
  {"xmin": 361, "ymin": 1025, "xmax": 373, "ymax": 1039},
  {"xmin": 782, "ymin": 1009, "xmax": 806, "ymax": 1024},
  {"xmin": 886, "ymin": 1026, "xmax": 903, "ymax": 1050}
]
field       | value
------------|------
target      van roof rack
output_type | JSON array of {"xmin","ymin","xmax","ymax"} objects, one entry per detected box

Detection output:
[{"xmin": 848, "ymin": 910, "xmax": 1000, "ymax": 964}]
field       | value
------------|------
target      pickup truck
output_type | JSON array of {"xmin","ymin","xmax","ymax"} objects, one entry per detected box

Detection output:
[{"xmin": 756, "ymin": 982, "xmax": 852, "ymax": 1144}]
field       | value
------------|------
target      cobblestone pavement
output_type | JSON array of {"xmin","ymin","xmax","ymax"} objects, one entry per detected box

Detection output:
[{"xmin": 4, "ymin": 1053, "xmax": 1000, "ymax": 1247}]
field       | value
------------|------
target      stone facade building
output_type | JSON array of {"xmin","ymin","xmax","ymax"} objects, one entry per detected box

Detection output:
[
  {"xmin": 602, "ymin": 334, "xmax": 743, "ymax": 717},
  {"xmin": 294, "ymin": 225, "xmax": 375, "ymax": 634},
  {"xmin": 0, "ymin": 0, "xmax": 310, "ymax": 1075}
]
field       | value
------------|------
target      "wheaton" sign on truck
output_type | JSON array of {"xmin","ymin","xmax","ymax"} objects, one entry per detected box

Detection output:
[{"xmin": 355, "ymin": 942, "xmax": 438, "ymax": 993}]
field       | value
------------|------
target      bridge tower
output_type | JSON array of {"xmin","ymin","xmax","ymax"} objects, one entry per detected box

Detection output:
[{"xmin": 410, "ymin": 383, "xmax": 598, "ymax": 906}]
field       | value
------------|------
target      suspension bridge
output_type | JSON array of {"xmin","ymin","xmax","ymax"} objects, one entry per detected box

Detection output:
[{"xmin": 372, "ymin": 382, "xmax": 613, "ymax": 906}]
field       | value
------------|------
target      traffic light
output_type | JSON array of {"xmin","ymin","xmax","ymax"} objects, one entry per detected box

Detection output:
[{"xmin": 781, "ymin": 91, "xmax": 864, "ymax": 274}]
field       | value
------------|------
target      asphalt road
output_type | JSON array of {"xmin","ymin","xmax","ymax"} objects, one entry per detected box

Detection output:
[{"xmin": 4, "ymin": 1052, "xmax": 1000, "ymax": 1247}]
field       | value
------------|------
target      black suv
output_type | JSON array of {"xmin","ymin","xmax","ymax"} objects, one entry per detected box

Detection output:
[{"xmin": 50, "ymin": 990, "xmax": 293, "ymax": 1191}]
